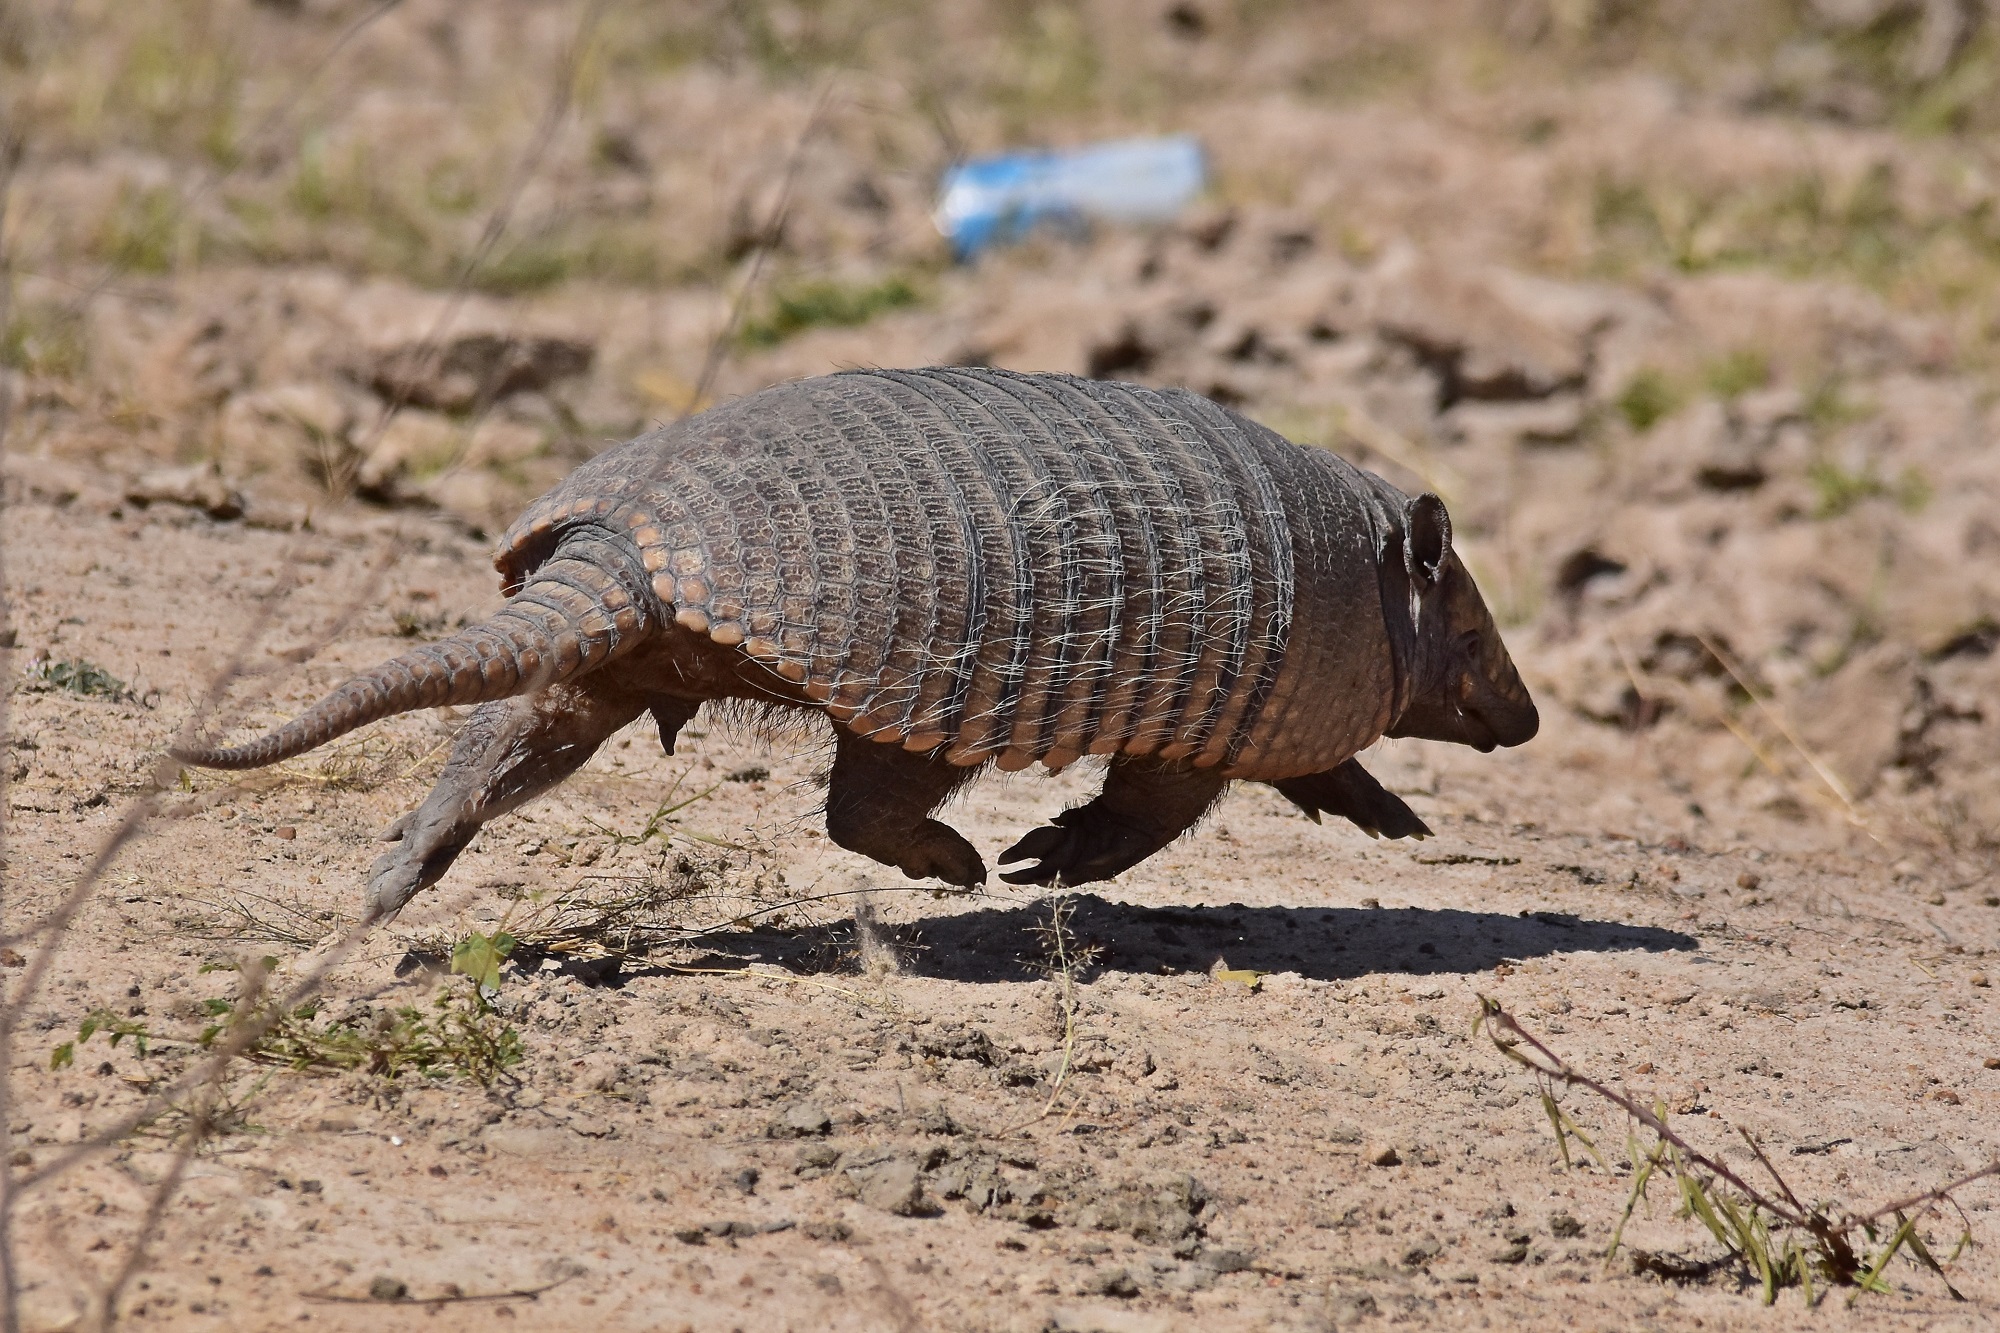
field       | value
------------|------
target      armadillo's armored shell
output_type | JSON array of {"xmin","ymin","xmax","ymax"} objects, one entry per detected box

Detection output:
[{"xmin": 498, "ymin": 369, "xmax": 1308, "ymax": 769}]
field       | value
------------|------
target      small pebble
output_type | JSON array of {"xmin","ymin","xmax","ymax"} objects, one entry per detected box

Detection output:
[
  {"xmin": 368, "ymin": 1276, "xmax": 407, "ymax": 1302},
  {"xmin": 1735, "ymin": 871, "xmax": 1761, "ymax": 891},
  {"xmin": 1368, "ymin": 1145, "xmax": 1401, "ymax": 1168},
  {"xmin": 274, "ymin": 826, "xmax": 296, "ymax": 840},
  {"xmin": 1970, "ymin": 973, "xmax": 1990, "ymax": 988}
]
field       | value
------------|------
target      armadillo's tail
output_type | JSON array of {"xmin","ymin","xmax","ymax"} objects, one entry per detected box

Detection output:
[{"xmin": 171, "ymin": 541, "xmax": 657, "ymax": 771}]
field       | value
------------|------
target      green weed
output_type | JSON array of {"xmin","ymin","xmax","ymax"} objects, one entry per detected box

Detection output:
[
  {"xmin": 738, "ymin": 275, "xmax": 922, "ymax": 348},
  {"xmin": 1802, "ymin": 379, "xmax": 1875, "ymax": 435},
  {"xmin": 92, "ymin": 185, "xmax": 191, "ymax": 275},
  {"xmin": 54, "ymin": 979, "xmax": 522, "ymax": 1086},
  {"xmin": 1615, "ymin": 367, "xmax": 1683, "ymax": 432},
  {"xmin": 221, "ymin": 986, "xmax": 523, "ymax": 1084},
  {"xmin": 994, "ymin": 4, "xmax": 1103, "ymax": 125},
  {"xmin": 1581, "ymin": 157, "xmax": 2000, "ymax": 331},
  {"xmin": 1807, "ymin": 458, "xmax": 1930, "ymax": 518},
  {"xmin": 20, "ymin": 655, "xmax": 134, "ymax": 702},
  {"xmin": 0, "ymin": 303, "xmax": 89, "ymax": 379},
  {"xmin": 1704, "ymin": 348, "xmax": 1770, "ymax": 401},
  {"xmin": 50, "ymin": 1010, "xmax": 154, "ymax": 1069}
]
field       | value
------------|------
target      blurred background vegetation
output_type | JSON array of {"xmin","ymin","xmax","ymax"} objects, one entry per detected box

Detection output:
[{"xmin": 7, "ymin": 1, "xmax": 2000, "ymax": 313}]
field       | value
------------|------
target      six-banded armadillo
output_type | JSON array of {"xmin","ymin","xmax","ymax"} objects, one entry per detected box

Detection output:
[{"xmin": 172, "ymin": 368, "xmax": 1538, "ymax": 921}]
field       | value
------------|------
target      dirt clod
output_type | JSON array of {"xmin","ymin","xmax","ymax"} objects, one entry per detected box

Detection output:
[
  {"xmin": 847, "ymin": 1156, "xmax": 927, "ymax": 1216},
  {"xmin": 768, "ymin": 1103, "xmax": 833, "ymax": 1138}
]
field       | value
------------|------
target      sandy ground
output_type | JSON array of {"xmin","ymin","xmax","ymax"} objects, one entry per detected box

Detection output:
[{"xmin": 3, "ymin": 483, "xmax": 1996, "ymax": 1331}]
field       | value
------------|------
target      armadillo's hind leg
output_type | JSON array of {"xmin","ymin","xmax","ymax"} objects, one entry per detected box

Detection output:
[
  {"xmin": 824, "ymin": 729, "xmax": 987, "ymax": 888},
  {"xmin": 362, "ymin": 680, "xmax": 650, "ymax": 923},
  {"xmin": 999, "ymin": 757, "xmax": 1227, "ymax": 887},
  {"xmin": 1270, "ymin": 759, "xmax": 1431, "ymax": 840}
]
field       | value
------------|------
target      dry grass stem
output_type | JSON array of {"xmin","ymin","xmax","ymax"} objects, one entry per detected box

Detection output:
[{"xmin": 1478, "ymin": 998, "xmax": 1997, "ymax": 1305}]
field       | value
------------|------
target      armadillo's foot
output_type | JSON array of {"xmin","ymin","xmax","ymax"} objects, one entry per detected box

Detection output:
[
  {"xmin": 997, "ymin": 809, "xmax": 1157, "ymax": 886},
  {"xmin": 360, "ymin": 682, "xmax": 650, "ymax": 922},
  {"xmin": 1270, "ymin": 758, "xmax": 1432, "ymax": 840},
  {"xmin": 998, "ymin": 757, "xmax": 1227, "ymax": 887},
  {"xmin": 824, "ymin": 727, "xmax": 988, "ymax": 889},
  {"xmin": 882, "ymin": 818, "xmax": 988, "ymax": 888},
  {"xmin": 364, "ymin": 830, "xmax": 472, "ymax": 925}
]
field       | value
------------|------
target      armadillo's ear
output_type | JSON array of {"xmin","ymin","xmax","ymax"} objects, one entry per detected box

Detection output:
[{"xmin": 1405, "ymin": 493, "xmax": 1452, "ymax": 588}]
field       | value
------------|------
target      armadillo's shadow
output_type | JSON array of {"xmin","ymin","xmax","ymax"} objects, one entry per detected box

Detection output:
[{"xmin": 675, "ymin": 893, "xmax": 1696, "ymax": 984}]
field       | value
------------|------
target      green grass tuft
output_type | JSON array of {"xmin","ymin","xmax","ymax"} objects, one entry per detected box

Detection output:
[
  {"xmin": 738, "ymin": 275, "xmax": 921, "ymax": 348},
  {"xmin": 1, "ymin": 303, "xmax": 89, "ymax": 379},
  {"xmin": 1615, "ymin": 367, "xmax": 1683, "ymax": 432},
  {"xmin": 1704, "ymin": 348, "xmax": 1771, "ymax": 401},
  {"xmin": 1807, "ymin": 458, "xmax": 1930, "ymax": 518}
]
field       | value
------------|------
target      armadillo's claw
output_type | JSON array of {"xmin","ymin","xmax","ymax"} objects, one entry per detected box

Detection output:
[
  {"xmin": 363, "ymin": 816, "xmax": 474, "ymax": 924},
  {"xmin": 998, "ymin": 809, "xmax": 1155, "ymax": 887},
  {"xmin": 1271, "ymin": 762, "xmax": 1431, "ymax": 842},
  {"xmin": 888, "ymin": 820, "xmax": 987, "ymax": 889}
]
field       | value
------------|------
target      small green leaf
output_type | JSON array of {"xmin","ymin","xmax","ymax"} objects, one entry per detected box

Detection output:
[
  {"xmin": 50, "ymin": 1042, "xmax": 74, "ymax": 1071},
  {"xmin": 450, "ymin": 931, "xmax": 519, "ymax": 991}
]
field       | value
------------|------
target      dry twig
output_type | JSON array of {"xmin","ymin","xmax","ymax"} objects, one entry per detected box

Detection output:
[{"xmin": 1477, "ymin": 998, "xmax": 1997, "ymax": 1305}]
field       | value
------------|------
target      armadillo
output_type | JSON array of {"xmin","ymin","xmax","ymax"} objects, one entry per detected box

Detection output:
[{"xmin": 173, "ymin": 368, "xmax": 1538, "ymax": 921}]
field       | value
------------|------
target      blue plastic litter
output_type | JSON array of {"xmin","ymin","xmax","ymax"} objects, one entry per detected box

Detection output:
[{"xmin": 933, "ymin": 134, "xmax": 1207, "ymax": 260}]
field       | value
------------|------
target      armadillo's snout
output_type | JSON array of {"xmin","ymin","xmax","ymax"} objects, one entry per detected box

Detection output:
[
  {"xmin": 1465, "ymin": 636, "xmax": 1538, "ymax": 749},
  {"xmin": 1480, "ymin": 681, "xmax": 1539, "ymax": 748}
]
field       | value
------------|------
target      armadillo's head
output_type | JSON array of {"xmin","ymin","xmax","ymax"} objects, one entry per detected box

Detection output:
[{"xmin": 1381, "ymin": 493, "xmax": 1539, "ymax": 753}]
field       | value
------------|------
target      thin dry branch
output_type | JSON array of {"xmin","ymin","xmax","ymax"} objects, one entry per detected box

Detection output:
[
  {"xmin": 685, "ymin": 79, "xmax": 841, "ymax": 415},
  {"xmin": 992, "ymin": 894, "xmax": 1092, "ymax": 1138},
  {"xmin": 1477, "ymin": 998, "xmax": 1997, "ymax": 1304},
  {"xmin": 1695, "ymin": 633, "xmax": 1876, "ymax": 840}
]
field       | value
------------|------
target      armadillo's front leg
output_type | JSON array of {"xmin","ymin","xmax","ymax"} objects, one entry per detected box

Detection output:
[
  {"xmin": 998, "ymin": 756, "xmax": 1228, "ymax": 886},
  {"xmin": 363, "ymin": 681, "xmax": 650, "ymax": 922},
  {"xmin": 1270, "ymin": 758, "xmax": 1431, "ymax": 840},
  {"xmin": 823, "ymin": 728, "xmax": 987, "ymax": 888}
]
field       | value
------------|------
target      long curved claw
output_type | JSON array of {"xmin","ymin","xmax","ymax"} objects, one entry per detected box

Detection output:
[
  {"xmin": 1272, "ymin": 759, "xmax": 1432, "ymax": 841},
  {"xmin": 998, "ymin": 810, "xmax": 1156, "ymax": 887}
]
